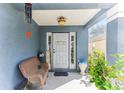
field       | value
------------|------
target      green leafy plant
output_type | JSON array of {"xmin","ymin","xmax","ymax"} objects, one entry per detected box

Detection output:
[
  {"xmin": 88, "ymin": 49, "xmax": 124, "ymax": 90},
  {"xmin": 88, "ymin": 48, "xmax": 111, "ymax": 89},
  {"xmin": 110, "ymin": 54, "xmax": 124, "ymax": 89},
  {"xmin": 112, "ymin": 54, "xmax": 124, "ymax": 77}
]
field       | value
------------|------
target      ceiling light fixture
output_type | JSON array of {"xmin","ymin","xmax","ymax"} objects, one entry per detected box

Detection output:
[{"xmin": 57, "ymin": 16, "xmax": 66, "ymax": 26}]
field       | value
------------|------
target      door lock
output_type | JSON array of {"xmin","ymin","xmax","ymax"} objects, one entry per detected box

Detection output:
[{"xmin": 53, "ymin": 49, "xmax": 56, "ymax": 53}]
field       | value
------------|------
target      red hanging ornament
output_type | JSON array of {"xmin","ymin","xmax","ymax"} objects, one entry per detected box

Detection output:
[{"xmin": 26, "ymin": 31, "xmax": 32, "ymax": 39}]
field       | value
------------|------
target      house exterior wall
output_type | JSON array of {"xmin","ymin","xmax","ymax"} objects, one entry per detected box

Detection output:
[
  {"xmin": 106, "ymin": 18, "xmax": 118, "ymax": 65},
  {"xmin": 118, "ymin": 18, "xmax": 124, "ymax": 53},
  {"xmin": 86, "ymin": 8, "xmax": 107, "ymax": 55},
  {"xmin": 89, "ymin": 39, "xmax": 106, "ymax": 54},
  {"xmin": 39, "ymin": 26, "xmax": 88, "ymax": 65},
  {"xmin": 0, "ymin": 4, "xmax": 40, "ymax": 89},
  {"xmin": 106, "ymin": 4, "xmax": 124, "ymax": 65},
  {"xmin": 107, "ymin": 17, "xmax": 124, "ymax": 65}
]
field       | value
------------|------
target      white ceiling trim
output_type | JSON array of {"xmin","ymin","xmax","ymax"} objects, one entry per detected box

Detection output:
[{"xmin": 32, "ymin": 9, "xmax": 100, "ymax": 26}]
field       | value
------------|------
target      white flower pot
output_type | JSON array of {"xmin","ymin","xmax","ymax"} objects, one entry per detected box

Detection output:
[{"xmin": 79, "ymin": 63, "xmax": 87, "ymax": 75}]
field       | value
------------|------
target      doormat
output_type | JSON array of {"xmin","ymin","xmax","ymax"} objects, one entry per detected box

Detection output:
[{"xmin": 54, "ymin": 72, "xmax": 68, "ymax": 76}]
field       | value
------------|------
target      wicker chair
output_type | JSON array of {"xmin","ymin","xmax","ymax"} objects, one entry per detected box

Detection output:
[{"xmin": 19, "ymin": 57, "xmax": 49, "ymax": 89}]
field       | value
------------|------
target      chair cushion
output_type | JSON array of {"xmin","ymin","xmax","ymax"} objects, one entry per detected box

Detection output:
[{"xmin": 19, "ymin": 57, "xmax": 40, "ymax": 78}]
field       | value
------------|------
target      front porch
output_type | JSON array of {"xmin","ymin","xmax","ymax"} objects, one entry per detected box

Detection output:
[
  {"xmin": 44, "ymin": 72, "xmax": 82, "ymax": 90},
  {"xmin": 44, "ymin": 72, "xmax": 97, "ymax": 90},
  {"xmin": 23, "ymin": 72, "xmax": 97, "ymax": 90},
  {"xmin": 0, "ymin": 2, "xmax": 124, "ymax": 90}
]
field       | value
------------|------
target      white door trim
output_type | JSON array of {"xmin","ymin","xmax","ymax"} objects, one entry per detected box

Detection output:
[{"xmin": 46, "ymin": 32, "xmax": 76, "ymax": 71}]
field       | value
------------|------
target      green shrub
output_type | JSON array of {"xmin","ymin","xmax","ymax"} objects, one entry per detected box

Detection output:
[
  {"xmin": 110, "ymin": 54, "xmax": 124, "ymax": 89},
  {"xmin": 88, "ymin": 49, "xmax": 124, "ymax": 90},
  {"xmin": 112, "ymin": 54, "xmax": 124, "ymax": 77},
  {"xmin": 88, "ymin": 48, "xmax": 110, "ymax": 89}
]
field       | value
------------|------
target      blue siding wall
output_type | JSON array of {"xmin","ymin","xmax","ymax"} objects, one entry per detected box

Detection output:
[
  {"xmin": 107, "ymin": 18, "xmax": 124, "ymax": 65},
  {"xmin": 107, "ymin": 18, "xmax": 118, "ymax": 65},
  {"xmin": 118, "ymin": 18, "xmax": 124, "ymax": 53},
  {"xmin": 39, "ymin": 26, "xmax": 88, "ymax": 62},
  {"xmin": 0, "ymin": 4, "xmax": 40, "ymax": 89}
]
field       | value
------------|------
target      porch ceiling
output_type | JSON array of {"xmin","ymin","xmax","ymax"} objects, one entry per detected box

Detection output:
[
  {"xmin": 32, "ymin": 9, "xmax": 100, "ymax": 26},
  {"xmin": 13, "ymin": 3, "xmax": 115, "ymax": 26}
]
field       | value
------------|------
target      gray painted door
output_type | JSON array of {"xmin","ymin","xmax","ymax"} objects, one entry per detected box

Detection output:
[{"xmin": 52, "ymin": 33, "xmax": 69, "ymax": 69}]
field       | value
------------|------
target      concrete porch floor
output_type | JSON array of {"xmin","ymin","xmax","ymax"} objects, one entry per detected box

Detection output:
[{"xmin": 44, "ymin": 72, "xmax": 97, "ymax": 90}]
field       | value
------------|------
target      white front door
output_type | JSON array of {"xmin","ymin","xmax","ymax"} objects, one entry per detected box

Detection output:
[{"xmin": 52, "ymin": 33, "xmax": 69, "ymax": 69}]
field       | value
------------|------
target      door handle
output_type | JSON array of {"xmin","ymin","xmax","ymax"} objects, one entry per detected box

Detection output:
[{"xmin": 53, "ymin": 49, "xmax": 56, "ymax": 53}]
